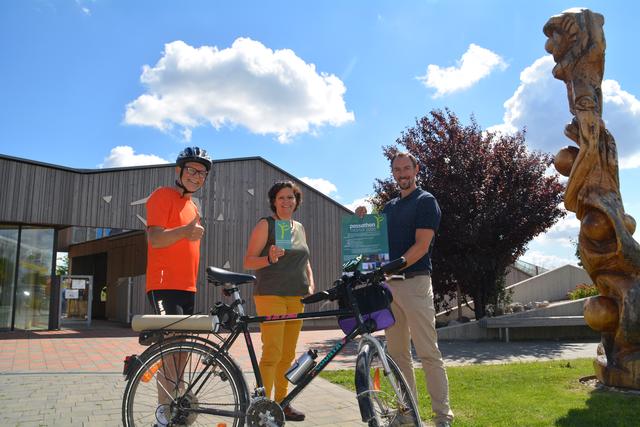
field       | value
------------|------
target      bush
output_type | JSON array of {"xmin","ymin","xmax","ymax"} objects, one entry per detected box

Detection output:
[{"xmin": 567, "ymin": 283, "xmax": 599, "ymax": 300}]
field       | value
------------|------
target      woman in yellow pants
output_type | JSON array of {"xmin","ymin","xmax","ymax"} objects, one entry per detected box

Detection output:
[{"xmin": 244, "ymin": 181, "xmax": 315, "ymax": 422}]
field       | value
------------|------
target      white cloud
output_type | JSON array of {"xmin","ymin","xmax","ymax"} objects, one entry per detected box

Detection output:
[
  {"xmin": 99, "ymin": 146, "xmax": 169, "ymax": 168},
  {"xmin": 417, "ymin": 44, "xmax": 507, "ymax": 98},
  {"xmin": 521, "ymin": 205, "xmax": 580, "ymax": 270},
  {"xmin": 602, "ymin": 80, "xmax": 640, "ymax": 169},
  {"xmin": 520, "ymin": 251, "xmax": 578, "ymax": 270},
  {"xmin": 75, "ymin": 0, "xmax": 92, "ymax": 15},
  {"xmin": 486, "ymin": 56, "xmax": 567, "ymax": 148},
  {"xmin": 125, "ymin": 38, "xmax": 354, "ymax": 143},
  {"xmin": 300, "ymin": 177, "xmax": 337, "ymax": 196},
  {"xmin": 181, "ymin": 128, "xmax": 192, "ymax": 142},
  {"xmin": 343, "ymin": 196, "xmax": 374, "ymax": 213},
  {"xmin": 531, "ymin": 208, "xmax": 580, "ymax": 248},
  {"xmin": 489, "ymin": 55, "xmax": 640, "ymax": 169},
  {"xmin": 620, "ymin": 154, "xmax": 640, "ymax": 169}
]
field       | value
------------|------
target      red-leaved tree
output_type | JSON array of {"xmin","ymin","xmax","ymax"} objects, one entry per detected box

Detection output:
[{"xmin": 372, "ymin": 109, "xmax": 565, "ymax": 319}]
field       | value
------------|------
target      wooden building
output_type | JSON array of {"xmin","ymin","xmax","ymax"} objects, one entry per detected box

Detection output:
[{"xmin": 0, "ymin": 154, "xmax": 351, "ymax": 329}]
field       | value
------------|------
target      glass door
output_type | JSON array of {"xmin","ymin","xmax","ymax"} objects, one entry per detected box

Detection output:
[
  {"xmin": 59, "ymin": 275, "xmax": 92, "ymax": 328},
  {"xmin": 14, "ymin": 227, "xmax": 54, "ymax": 330},
  {"xmin": 0, "ymin": 226, "xmax": 19, "ymax": 330}
]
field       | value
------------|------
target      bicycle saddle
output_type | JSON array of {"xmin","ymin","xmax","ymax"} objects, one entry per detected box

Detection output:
[{"xmin": 206, "ymin": 266, "xmax": 256, "ymax": 285}]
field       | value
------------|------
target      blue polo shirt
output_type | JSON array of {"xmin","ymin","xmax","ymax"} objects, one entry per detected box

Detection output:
[{"xmin": 382, "ymin": 188, "xmax": 441, "ymax": 274}]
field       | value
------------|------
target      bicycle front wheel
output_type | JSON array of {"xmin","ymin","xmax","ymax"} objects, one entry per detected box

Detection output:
[
  {"xmin": 355, "ymin": 342, "xmax": 420, "ymax": 427},
  {"xmin": 122, "ymin": 341, "xmax": 249, "ymax": 427}
]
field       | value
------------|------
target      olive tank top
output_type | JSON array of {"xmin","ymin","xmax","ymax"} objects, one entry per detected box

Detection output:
[{"xmin": 254, "ymin": 217, "xmax": 310, "ymax": 296}]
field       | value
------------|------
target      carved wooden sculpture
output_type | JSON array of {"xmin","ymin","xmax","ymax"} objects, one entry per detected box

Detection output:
[{"xmin": 544, "ymin": 8, "xmax": 640, "ymax": 389}]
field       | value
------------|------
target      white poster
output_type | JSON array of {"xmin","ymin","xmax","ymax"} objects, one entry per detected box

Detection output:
[
  {"xmin": 71, "ymin": 279, "xmax": 86, "ymax": 290},
  {"xmin": 65, "ymin": 289, "xmax": 79, "ymax": 299}
]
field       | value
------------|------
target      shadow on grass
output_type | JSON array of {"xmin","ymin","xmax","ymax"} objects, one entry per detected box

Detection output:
[
  {"xmin": 438, "ymin": 340, "xmax": 599, "ymax": 364},
  {"xmin": 292, "ymin": 335, "xmax": 600, "ymax": 370},
  {"xmin": 555, "ymin": 386, "xmax": 639, "ymax": 427}
]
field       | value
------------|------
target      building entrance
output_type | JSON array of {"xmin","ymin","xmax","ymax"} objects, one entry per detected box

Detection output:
[{"xmin": 59, "ymin": 275, "xmax": 93, "ymax": 328}]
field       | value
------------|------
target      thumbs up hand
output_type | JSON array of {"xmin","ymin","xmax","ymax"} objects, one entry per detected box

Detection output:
[{"xmin": 184, "ymin": 213, "xmax": 204, "ymax": 241}]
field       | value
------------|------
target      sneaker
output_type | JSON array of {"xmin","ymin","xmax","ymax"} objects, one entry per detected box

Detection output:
[
  {"xmin": 435, "ymin": 421, "xmax": 452, "ymax": 427},
  {"xmin": 154, "ymin": 405, "xmax": 170, "ymax": 427}
]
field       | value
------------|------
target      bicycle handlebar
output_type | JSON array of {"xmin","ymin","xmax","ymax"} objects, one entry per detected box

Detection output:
[
  {"xmin": 300, "ymin": 290, "xmax": 335, "ymax": 304},
  {"xmin": 300, "ymin": 257, "xmax": 406, "ymax": 305}
]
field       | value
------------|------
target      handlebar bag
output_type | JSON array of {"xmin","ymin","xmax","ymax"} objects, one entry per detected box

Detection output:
[{"xmin": 337, "ymin": 282, "xmax": 395, "ymax": 334}]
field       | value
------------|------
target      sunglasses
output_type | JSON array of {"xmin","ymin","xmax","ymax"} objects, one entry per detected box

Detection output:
[{"xmin": 184, "ymin": 166, "xmax": 208, "ymax": 178}]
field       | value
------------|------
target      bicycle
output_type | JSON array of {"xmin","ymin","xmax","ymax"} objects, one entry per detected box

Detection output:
[{"xmin": 122, "ymin": 256, "xmax": 421, "ymax": 427}]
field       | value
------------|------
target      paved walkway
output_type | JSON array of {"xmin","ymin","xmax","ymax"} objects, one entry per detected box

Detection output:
[{"xmin": 0, "ymin": 323, "xmax": 599, "ymax": 426}]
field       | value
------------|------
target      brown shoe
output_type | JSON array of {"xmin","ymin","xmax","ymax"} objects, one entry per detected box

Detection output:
[{"xmin": 283, "ymin": 405, "xmax": 306, "ymax": 422}]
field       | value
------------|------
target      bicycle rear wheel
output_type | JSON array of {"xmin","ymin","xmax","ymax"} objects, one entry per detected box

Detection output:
[
  {"xmin": 355, "ymin": 342, "xmax": 420, "ymax": 427},
  {"xmin": 122, "ymin": 341, "xmax": 248, "ymax": 427}
]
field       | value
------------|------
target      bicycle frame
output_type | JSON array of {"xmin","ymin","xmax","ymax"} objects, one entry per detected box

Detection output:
[
  {"xmin": 224, "ymin": 285, "xmax": 360, "ymax": 398},
  {"xmin": 130, "ymin": 260, "xmax": 411, "ymax": 424},
  {"xmin": 217, "ymin": 277, "xmax": 405, "ymax": 413}
]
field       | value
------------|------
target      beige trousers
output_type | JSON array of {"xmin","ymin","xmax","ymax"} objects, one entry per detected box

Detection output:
[{"xmin": 386, "ymin": 275, "xmax": 454, "ymax": 423}]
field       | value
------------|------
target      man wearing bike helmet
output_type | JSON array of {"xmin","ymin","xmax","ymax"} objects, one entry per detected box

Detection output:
[
  {"xmin": 145, "ymin": 147, "xmax": 212, "ymax": 426},
  {"xmin": 146, "ymin": 146, "xmax": 212, "ymax": 315},
  {"xmin": 356, "ymin": 152, "xmax": 453, "ymax": 427}
]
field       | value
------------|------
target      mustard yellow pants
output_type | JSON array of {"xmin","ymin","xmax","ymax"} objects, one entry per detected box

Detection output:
[{"xmin": 253, "ymin": 295, "xmax": 304, "ymax": 402}]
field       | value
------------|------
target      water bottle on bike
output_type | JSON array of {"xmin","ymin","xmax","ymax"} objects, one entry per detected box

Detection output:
[{"xmin": 285, "ymin": 349, "xmax": 318, "ymax": 385}]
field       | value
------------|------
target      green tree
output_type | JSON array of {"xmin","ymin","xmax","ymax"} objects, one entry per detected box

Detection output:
[{"xmin": 372, "ymin": 109, "xmax": 565, "ymax": 319}]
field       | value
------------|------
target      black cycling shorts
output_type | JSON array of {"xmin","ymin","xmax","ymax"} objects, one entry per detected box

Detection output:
[{"xmin": 147, "ymin": 290, "xmax": 195, "ymax": 315}]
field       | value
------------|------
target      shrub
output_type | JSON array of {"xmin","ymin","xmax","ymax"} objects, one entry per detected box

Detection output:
[{"xmin": 567, "ymin": 283, "xmax": 599, "ymax": 300}]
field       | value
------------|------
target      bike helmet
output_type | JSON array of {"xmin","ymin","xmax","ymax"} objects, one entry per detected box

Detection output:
[
  {"xmin": 175, "ymin": 146, "xmax": 212, "ymax": 195},
  {"xmin": 176, "ymin": 147, "xmax": 213, "ymax": 171}
]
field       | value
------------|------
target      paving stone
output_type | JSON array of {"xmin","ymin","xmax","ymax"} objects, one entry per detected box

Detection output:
[
  {"xmin": 0, "ymin": 373, "xmax": 365, "ymax": 426},
  {"xmin": 0, "ymin": 326, "xmax": 600, "ymax": 426}
]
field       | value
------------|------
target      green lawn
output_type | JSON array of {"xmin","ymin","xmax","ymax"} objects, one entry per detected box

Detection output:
[{"xmin": 320, "ymin": 359, "xmax": 639, "ymax": 426}]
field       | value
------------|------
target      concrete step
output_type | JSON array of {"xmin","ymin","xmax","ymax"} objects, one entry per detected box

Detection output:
[{"xmin": 479, "ymin": 315, "xmax": 586, "ymax": 328}]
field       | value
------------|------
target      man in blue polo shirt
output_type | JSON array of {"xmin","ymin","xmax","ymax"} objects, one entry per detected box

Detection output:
[{"xmin": 356, "ymin": 152, "xmax": 453, "ymax": 427}]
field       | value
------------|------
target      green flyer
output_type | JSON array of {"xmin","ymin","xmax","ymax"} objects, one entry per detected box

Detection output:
[
  {"xmin": 341, "ymin": 213, "xmax": 389, "ymax": 271},
  {"xmin": 275, "ymin": 220, "xmax": 293, "ymax": 249}
]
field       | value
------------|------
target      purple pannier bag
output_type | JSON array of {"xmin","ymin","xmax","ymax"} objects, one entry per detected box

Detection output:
[{"xmin": 338, "ymin": 282, "xmax": 395, "ymax": 335}]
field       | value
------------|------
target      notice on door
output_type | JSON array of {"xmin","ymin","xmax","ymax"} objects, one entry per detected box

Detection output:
[
  {"xmin": 65, "ymin": 289, "xmax": 79, "ymax": 299},
  {"xmin": 71, "ymin": 279, "xmax": 86, "ymax": 289}
]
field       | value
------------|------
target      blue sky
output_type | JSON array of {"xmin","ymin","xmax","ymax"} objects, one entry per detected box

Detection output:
[{"xmin": 2, "ymin": 0, "xmax": 639, "ymax": 269}]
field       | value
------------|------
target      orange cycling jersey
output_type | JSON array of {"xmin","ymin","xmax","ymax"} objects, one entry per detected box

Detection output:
[{"xmin": 145, "ymin": 187, "xmax": 200, "ymax": 293}]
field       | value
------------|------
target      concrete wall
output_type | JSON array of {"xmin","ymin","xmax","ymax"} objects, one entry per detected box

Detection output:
[
  {"xmin": 511, "ymin": 299, "xmax": 585, "ymax": 317},
  {"xmin": 436, "ymin": 265, "xmax": 535, "ymax": 322},
  {"xmin": 507, "ymin": 264, "xmax": 592, "ymax": 304},
  {"xmin": 437, "ymin": 298, "xmax": 598, "ymax": 341},
  {"xmin": 436, "ymin": 264, "xmax": 592, "ymax": 323}
]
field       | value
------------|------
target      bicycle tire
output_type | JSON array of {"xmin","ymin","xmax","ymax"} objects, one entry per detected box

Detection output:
[
  {"xmin": 138, "ymin": 334, "xmax": 222, "ymax": 362},
  {"xmin": 122, "ymin": 341, "xmax": 249, "ymax": 427},
  {"xmin": 355, "ymin": 342, "xmax": 420, "ymax": 427},
  {"xmin": 124, "ymin": 335, "xmax": 225, "ymax": 382}
]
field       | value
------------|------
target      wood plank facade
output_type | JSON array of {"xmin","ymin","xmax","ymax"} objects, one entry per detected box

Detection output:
[{"xmin": 1, "ymin": 154, "xmax": 352, "ymax": 321}]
